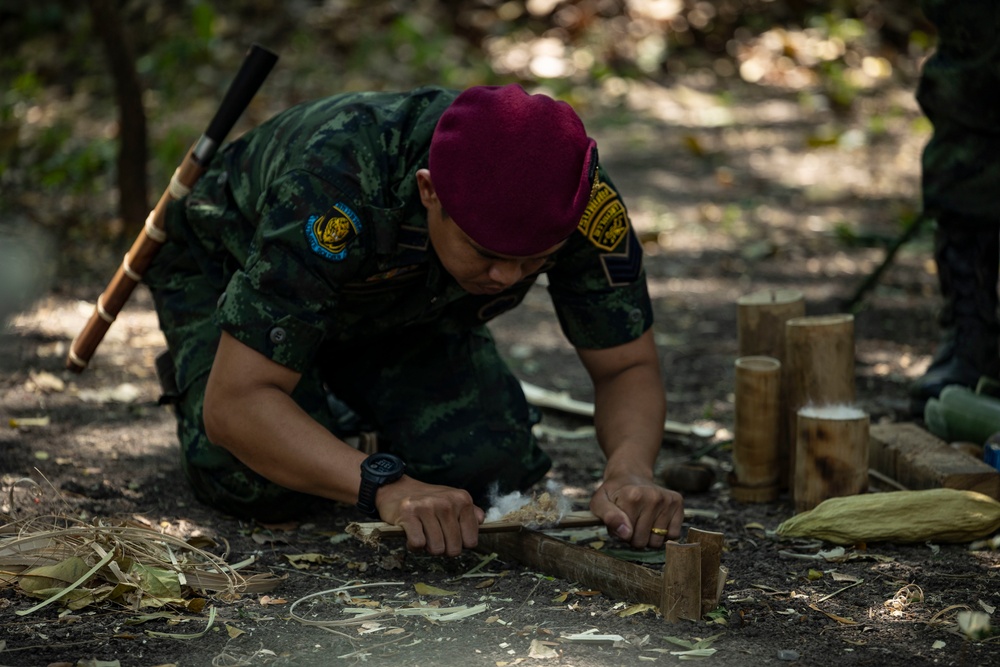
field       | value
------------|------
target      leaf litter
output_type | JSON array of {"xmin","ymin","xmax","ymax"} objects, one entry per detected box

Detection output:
[{"xmin": 0, "ymin": 514, "xmax": 283, "ymax": 626}]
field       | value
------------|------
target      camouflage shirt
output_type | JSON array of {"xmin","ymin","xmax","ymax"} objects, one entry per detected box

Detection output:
[{"xmin": 177, "ymin": 86, "xmax": 652, "ymax": 375}]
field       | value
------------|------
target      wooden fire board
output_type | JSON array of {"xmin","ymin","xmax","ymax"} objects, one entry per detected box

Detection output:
[{"xmin": 869, "ymin": 422, "xmax": 1000, "ymax": 500}]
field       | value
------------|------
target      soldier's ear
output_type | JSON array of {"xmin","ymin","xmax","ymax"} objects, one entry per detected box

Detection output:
[{"xmin": 416, "ymin": 169, "xmax": 439, "ymax": 209}]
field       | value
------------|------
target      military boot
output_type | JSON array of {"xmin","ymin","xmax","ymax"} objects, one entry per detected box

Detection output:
[{"xmin": 910, "ymin": 225, "xmax": 1000, "ymax": 416}]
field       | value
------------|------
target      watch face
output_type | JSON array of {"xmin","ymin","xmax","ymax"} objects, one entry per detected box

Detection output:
[
  {"xmin": 365, "ymin": 453, "xmax": 404, "ymax": 477},
  {"xmin": 370, "ymin": 457, "xmax": 399, "ymax": 473}
]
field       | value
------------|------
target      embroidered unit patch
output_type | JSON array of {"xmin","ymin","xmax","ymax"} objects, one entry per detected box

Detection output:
[
  {"xmin": 306, "ymin": 202, "xmax": 362, "ymax": 261},
  {"xmin": 577, "ymin": 180, "xmax": 630, "ymax": 252}
]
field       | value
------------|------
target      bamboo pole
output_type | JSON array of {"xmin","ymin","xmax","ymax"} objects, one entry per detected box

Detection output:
[
  {"xmin": 737, "ymin": 289, "xmax": 805, "ymax": 359},
  {"xmin": 784, "ymin": 314, "xmax": 856, "ymax": 488},
  {"xmin": 731, "ymin": 356, "xmax": 781, "ymax": 502},
  {"xmin": 737, "ymin": 290, "xmax": 805, "ymax": 487},
  {"xmin": 794, "ymin": 405, "xmax": 869, "ymax": 512}
]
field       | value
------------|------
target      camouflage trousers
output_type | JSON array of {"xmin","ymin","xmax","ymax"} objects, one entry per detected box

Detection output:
[
  {"xmin": 917, "ymin": 0, "xmax": 1000, "ymax": 228},
  {"xmin": 145, "ymin": 209, "xmax": 550, "ymax": 523}
]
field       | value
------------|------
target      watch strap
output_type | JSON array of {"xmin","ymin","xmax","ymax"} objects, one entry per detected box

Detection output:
[{"xmin": 357, "ymin": 476, "xmax": 381, "ymax": 516}]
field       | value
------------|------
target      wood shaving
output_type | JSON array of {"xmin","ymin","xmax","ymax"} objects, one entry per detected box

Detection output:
[{"xmin": 494, "ymin": 491, "xmax": 565, "ymax": 528}]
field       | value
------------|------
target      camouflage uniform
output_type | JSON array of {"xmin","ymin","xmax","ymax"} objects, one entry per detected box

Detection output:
[
  {"xmin": 917, "ymin": 0, "xmax": 1000, "ymax": 224},
  {"xmin": 909, "ymin": 0, "xmax": 1000, "ymax": 410},
  {"xmin": 144, "ymin": 87, "xmax": 653, "ymax": 521}
]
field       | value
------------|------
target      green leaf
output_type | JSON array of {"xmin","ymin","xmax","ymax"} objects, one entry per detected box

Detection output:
[
  {"xmin": 18, "ymin": 557, "xmax": 91, "ymax": 593},
  {"xmin": 129, "ymin": 562, "xmax": 182, "ymax": 599}
]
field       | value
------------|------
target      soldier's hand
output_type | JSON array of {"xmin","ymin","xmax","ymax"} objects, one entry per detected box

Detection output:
[
  {"xmin": 590, "ymin": 473, "xmax": 683, "ymax": 549},
  {"xmin": 375, "ymin": 477, "xmax": 484, "ymax": 556}
]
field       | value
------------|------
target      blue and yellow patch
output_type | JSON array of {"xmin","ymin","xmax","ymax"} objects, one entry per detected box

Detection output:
[{"xmin": 306, "ymin": 202, "xmax": 362, "ymax": 261}]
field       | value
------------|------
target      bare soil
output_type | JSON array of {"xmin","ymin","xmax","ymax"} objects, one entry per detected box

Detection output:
[{"xmin": 2, "ymin": 78, "xmax": 999, "ymax": 667}]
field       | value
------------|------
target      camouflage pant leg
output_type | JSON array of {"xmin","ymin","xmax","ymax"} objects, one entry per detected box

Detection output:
[
  {"xmin": 917, "ymin": 0, "xmax": 1000, "ymax": 226},
  {"xmin": 323, "ymin": 325, "xmax": 552, "ymax": 507},
  {"xmin": 145, "ymin": 201, "xmax": 339, "ymax": 522}
]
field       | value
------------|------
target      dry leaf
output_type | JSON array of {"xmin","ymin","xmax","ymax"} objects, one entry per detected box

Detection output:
[
  {"xmin": 28, "ymin": 370, "xmax": 65, "ymax": 393},
  {"xmin": 527, "ymin": 639, "xmax": 559, "ymax": 659},
  {"xmin": 259, "ymin": 595, "xmax": 287, "ymax": 606},
  {"xmin": 619, "ymin": 603, "xmax": 657, "ymax": 618},
  {"xmin": 10, "ymin": 416, "xmax": 50, "ymax": 428},
  {"xmin": 957, "ymin": 611, "xmax": 992, "ymax": 640},
  {"xmin": 414, "ymin": 582, "xmax": 456, "ymax": 596},
  {"xmin": 225, "ymin": 624, "xmax": 244, "ymax": 638},
  {"xmin": 284, "ymin": 553, "xmax": 333, "ymax": 569},
  {"xmin": 808, "ymin": 603, "xmax": 856, "ymax": 625}
]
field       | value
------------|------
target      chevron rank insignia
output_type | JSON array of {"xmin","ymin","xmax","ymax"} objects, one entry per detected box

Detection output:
[{"xmin": 600, "ymin": 228, "xmax": 643, "ymax": 287}]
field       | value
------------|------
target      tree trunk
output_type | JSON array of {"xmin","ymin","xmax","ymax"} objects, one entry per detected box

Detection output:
[{"xmin": 88, "ymin": 0, "xmax": 148, "ymax": 233}]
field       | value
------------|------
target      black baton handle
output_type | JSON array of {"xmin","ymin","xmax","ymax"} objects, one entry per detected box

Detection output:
[{"xmin": 196, "ymin": 43, "xmax": 279, "ymax": 163}]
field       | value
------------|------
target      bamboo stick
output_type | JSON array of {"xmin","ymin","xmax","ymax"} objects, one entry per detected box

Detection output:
[
  {"xmin": 737, "ymin": 290, "xmax": 804, "ymax": 488},
  {"xmin": 346, "ymin": 508, "xmax": 719, "ymax": 546},
  {"xmin": 346, "ymin": 510, "xmax": 604, "ymax": 545},
  {"xmin": 519, "ymin": 381, "xmax": 715, "ymax": 439},
  {"xmin": 784, "ymin": 314, "xmax": 856, "ymax": 488},
  {"xmin": 661, "ymin": 542, "xmax": 702, "ymax": 622},
  {"xmin": 737, "ymin": 289, "xmax": 805, "ymax": 359},
  {"xmin": 732, "ymin": 356, "xmax": 781, "ymax": 502},
  {"xmin": 686, "ymin": 527, "xmax": 726, "ymax": 615}
]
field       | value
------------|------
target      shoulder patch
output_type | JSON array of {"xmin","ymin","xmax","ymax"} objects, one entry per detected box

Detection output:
[
  {"xmin": 577, "ymin": 180, "xmax": 630, "ymax": 251},
  {"xmin": 305, "ymin": 202, "xmax": 363, "ymax": 261}
]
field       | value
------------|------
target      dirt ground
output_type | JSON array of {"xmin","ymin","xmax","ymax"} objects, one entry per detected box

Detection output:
[{"xmin": 2, "ymin": 77, "xmax": 999, "ymax": 667}]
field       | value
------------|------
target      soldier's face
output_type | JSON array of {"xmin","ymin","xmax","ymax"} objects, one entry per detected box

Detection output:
[{"xmin": 417, "ymin": 170, "xmax": 562, "ymax": 295}]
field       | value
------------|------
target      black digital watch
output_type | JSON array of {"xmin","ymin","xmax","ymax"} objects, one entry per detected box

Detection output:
[{"xmin": 356, "ymin": 452, "xmax": 406, "ymax": 516}]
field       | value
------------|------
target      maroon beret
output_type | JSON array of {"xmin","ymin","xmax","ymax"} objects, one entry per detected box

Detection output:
[{"xmin": 428, "ymin": 84, "xmax": 598, "ymax": 256}]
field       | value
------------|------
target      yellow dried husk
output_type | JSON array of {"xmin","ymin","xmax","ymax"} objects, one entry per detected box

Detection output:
[{"xmin": 776, "ymin": 488, "xmax": 1000, "ymax": 545}]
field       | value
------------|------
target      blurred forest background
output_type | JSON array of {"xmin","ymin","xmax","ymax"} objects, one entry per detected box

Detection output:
[{"xmin": 0, "ymin": 0, "xmax": 934, "ymax": 317}]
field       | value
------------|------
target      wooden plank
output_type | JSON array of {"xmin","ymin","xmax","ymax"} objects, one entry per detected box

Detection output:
[
  {"xmin": 347, "ymin": 508, "xmax": 720, "ymax": 545},
  {"xmin": 478, "ymin": 531, "xmax": 662, "ymax": 607},
  {"xmin": 869, "ymin": 423, "xmax": 1000, "ymax": 500},
  {"xmin": 347, "ymin": 510, "xmax": 604, "ymax": 543}
]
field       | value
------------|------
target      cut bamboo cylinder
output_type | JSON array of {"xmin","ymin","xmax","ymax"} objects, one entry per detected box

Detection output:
[
  {"xmin": 732, "ymin": 356, "xmax": 781, "ymax": 502},
  {"xmin": 784, "ymin": 314, "xmax": 856, "ymax": 488},
  {"xmin": 661, "ymin": 541, "xmax": 702, "ymax": 622},
  {"xmin": 737, "ymin": 289, "xmax": 805, "ymax": 359},
  {"xmin": 794, "ymin": 405, "xmax": 869, "ymax": 513},
  {"xmin": 737, "ymin": 290, "xmax": 805, "ymax": 488}
]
